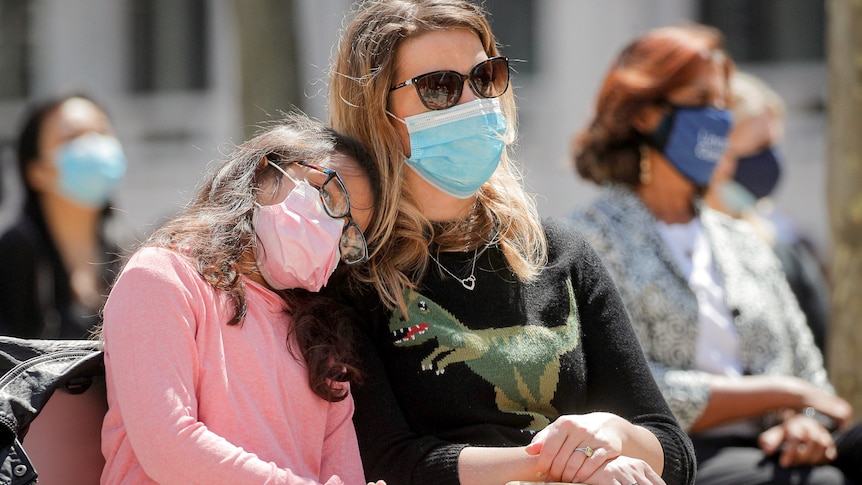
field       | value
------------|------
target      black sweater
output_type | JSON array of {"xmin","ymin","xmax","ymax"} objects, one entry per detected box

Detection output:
[
  {"xmin": 0, "ymin": 199, "xmax": 118, "ymax": 338},
  {"xmin": 347, "ymin": 219, "xmax": 696, "ymax": 485}
]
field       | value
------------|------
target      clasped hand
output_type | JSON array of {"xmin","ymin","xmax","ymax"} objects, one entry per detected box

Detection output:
[
  {"xmin": 524, "ymin": 412, "xmax": 665, "ymax": 485},
  {"xmin": 759, "ymin": 413, "xmax": 838, "ymax": 468}
]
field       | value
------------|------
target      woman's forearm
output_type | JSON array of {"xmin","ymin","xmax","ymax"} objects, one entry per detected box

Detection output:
[
  {"xmin": 459, "ymin": 446, "xmax": 541, "ymax": 485},
  {"xmin": 458, "ymin": 420, "xmax": 665, "ymax": 485},
  {"xmin": 622, "ymin": 423, "xmax": 665, "ymax": 475},
  {"xmin": 689, "ymin": 374, "xmax": 808, "ymax": 433}
]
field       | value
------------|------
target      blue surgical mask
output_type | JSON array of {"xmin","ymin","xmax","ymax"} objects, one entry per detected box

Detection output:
[
  {"xmin": 648, "ymin": 106, "xmax": 732, "ymax": 187},
  {"xmin": 55, "ymin": 133, "xmax": 127, "ymax": 208},
  {"xmin": 717, "ymin": 179, "xmax": 757, "ymax": 215},
  {"xmin": 396, "ymin": 98, "xmax": 507, "ymax": 199},
  {"xmin": 733, "ymin": 146, "xmax": 782, "ymax": 199}
]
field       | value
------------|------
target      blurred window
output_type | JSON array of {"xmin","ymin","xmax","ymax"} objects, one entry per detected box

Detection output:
[
  {"xmin": 0, "ymin": 0, "xmax": 30, "ymax": 99},
  {"xmin": 698, "ymin": 0, "xmax": 825, "ymax": 62},
  {"xmin": 130, "ymin": 0, "xmax": 209, "ymax": 92},
  {"xmin": 484, "ymin": 0, "xmax": 535, "ymax": 75}
]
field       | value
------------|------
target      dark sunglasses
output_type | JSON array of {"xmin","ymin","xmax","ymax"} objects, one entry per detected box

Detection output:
[{"xmin": 389, "ymin": 56, "xmax": 509, "ymax": 111}]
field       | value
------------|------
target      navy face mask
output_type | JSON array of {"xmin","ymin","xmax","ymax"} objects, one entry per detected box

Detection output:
[
  {"xmin": 647, "ymin": 105, "xmax": 733, "ymax": 187},
  {"xmin": 733, "ymin": 146, "xmax": 782, "ymax": 199}
]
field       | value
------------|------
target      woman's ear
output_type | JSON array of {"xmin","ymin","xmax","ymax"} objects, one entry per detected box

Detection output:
[
  {"xmin": 632, "ymin": 103, "xmax": 666, "ymax": 135},
  {"xmin": 258, "ymin": 154, "xmax": 271, "ymax": 170},
  {"xmin": 24, "ymin": 158, "xmax": 57, "ymax": 194}
]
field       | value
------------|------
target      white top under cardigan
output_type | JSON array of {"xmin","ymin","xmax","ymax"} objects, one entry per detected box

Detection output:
[
  {"xmin": 657, "ymin": 219, "xmax": 758, "ymax": 437},
  {"xmin": 657, "ymin": 219, "xmax": 743, "ymax": 378},
  {"xmin": 568, "ymin": 184, "xmax": 832, "ymax": 432}
]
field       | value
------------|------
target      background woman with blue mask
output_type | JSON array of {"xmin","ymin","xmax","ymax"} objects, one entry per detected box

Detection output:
[
  {"xmin": 328, "ymin": 1, "xmax": 695, "ymax": 484},
  {"xmin": 0, "ymin": 94, "xmax": 128, "ymax": 338},
  {"xmin": 705, "ymin": 70, "xmax": 832, "ymax": 359},
  {"xmin": 568, "ymin": 25, "xmax": 862, "ymax": 484}
]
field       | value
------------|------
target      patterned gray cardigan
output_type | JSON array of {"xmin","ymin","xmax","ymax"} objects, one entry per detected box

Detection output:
[{"xmin": 568, "ymin": 184, "xmax": 831, "ymax": 431}]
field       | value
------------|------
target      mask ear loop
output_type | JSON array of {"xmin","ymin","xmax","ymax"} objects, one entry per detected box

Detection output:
[
  {"xmin": 265, "ymin": 156, "xmax": 302, "ymax": 183},
  {"xmin": 255, "ymin": 155, "xmax": 303, "ymax": 209},
  {"xmin": 385, "ymin": 109, "xmax": 407, "ymax": 126},
  {"xmin": 646, "ymin": 106, "xmax": 676, "ymax": 150}
]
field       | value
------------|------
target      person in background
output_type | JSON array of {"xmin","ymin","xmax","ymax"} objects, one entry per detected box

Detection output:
[
  {"xmin": 100, "ymin": 114, "xmax": 385, "ymax": 485},
  {"xmin": 568, "ymin": 24, "xmax": 862, "ymax": 484},
  {"xmin": 0, "ymin": 94, "xmax": 127, "ymax": 339},
  {"xmin": 327, "ymin": 1, "xmax": 696, "ymax": 484},
  {"xmin": 706, "ymin": 71, "xmax": 831, "ymax": 356}
]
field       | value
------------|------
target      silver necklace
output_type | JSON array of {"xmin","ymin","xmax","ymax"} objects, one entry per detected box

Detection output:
[{"xmin": 429, "ymin": 247, "xmax": 479, "ymax": 290}]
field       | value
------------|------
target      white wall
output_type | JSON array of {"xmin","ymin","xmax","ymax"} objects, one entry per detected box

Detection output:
[
  {"xmin": 0, "ymin": 0, "xmax": 243, "ymax": 241},
  {"xmin": 0, "ymin": 0, "xmax": 830, "ymax": 258}
]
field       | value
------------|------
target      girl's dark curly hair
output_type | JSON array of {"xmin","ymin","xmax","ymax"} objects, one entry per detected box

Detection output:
[{"xmin": 111, "ymin": 112, "xmax": 379, "ymax": 402}]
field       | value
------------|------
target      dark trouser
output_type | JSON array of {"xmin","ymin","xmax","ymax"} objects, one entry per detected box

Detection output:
[{"xmin": 692, "ymin": 433, "xmax": 862, "ymax": 485}]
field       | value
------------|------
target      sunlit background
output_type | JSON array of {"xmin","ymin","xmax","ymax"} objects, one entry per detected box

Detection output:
[{"xmin": 0, "ymin": 0, "xmax": 828, "ymax": 260}]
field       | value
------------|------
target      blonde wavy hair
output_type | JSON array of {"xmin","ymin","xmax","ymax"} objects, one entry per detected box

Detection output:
[
  {"xmin": 329, "ymin": 0, "xmax": 546, "ymax": 313},
  {"xmin": 730, "ymin": 71, "xmax": 786, "ymax": 127}
]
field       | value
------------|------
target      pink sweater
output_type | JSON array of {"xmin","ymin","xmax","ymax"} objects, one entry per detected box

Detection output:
[{"xmin": 100, "ymin": 246, "xmax": 366, "ymax": 485}]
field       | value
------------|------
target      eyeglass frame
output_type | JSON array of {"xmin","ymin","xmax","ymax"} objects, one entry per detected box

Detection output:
[
  {"xmin": 263, "ymin": 156, "xmax": 369, "ymax": 265},
  {"xmin": 388, "ymin": 56, "xmax": 510, "ymax": 111}
]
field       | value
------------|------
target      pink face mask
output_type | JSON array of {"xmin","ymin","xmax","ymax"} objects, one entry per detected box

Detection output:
[{"xmin": 252, "ymin": 181, "xmax": 343, "ymax": 291}]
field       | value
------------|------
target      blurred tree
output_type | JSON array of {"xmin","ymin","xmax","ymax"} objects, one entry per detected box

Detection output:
[
  {"xmin": 235, "ymin": 0, "xmax": 301, "ymax": 137},
  {"xmin": 827, "ymin": 0, "xmax": 862, "ymax": 412}
]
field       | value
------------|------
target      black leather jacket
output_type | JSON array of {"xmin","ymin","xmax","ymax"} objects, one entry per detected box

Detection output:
[{"xmin": 0, "ymin": 337, "xmax": 104, "ymax": 484}]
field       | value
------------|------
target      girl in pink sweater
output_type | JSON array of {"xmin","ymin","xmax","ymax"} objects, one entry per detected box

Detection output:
[{"xmin": 100, "ymin": 114, "xmax": 384, "ymax": 485}]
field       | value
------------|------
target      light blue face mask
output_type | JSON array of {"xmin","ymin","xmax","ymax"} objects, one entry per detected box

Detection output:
[
  {"xmin": 55, "ymin": 132, "xmax": 127, "ymax": 208},
  {"xmin": 717, "ymin": 179, "xmax": 758, "ymax": 215},
  {"xmin": 397, "ymin": 98, "xmax": 507, "ymax": 199},
  {"xmin": 648, "ymin": 106, "xmax": 732, "ymax": 187}
]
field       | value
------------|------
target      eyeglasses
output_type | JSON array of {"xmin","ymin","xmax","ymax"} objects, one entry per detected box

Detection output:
[
  {"xmin": 389, "ymin": 56, "xmax": 509, "ymax": 111},
  {"xmin": 295, "ymin": 161, "xmax": 369, "ymax": 265},
  {"xmin": 266, "ymin": 157, "xmax": 369, "ymax": 265}
]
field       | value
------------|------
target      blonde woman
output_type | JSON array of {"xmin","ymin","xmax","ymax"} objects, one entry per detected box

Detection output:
[
  {"xmin": 327, "ymin": 1, "xmax": 695, "ymax": 484},
  {"xmin": 706, "ymin": 71, "xmax": 830, "ymax": 356}
]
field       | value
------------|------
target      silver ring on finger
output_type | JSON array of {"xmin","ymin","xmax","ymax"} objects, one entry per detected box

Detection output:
[{"xmin": 574, "ymin": 445, "xmax": 595, "ymax": 457}]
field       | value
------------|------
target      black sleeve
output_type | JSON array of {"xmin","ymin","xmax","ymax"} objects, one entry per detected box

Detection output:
[
  {"xmin": 350, "ymin": 309, "xmax": 467, "ymax": 485},
  {"xmin": 546, "ymin": 220, "xmax": 697, "ymax": 485},
  {"xmin": 773, "ymin": 240, "xmax": 830, "ymax": 356},
  {"xmin": 0, "ymin": 226, "xmax": 44, "ymax": 338}
]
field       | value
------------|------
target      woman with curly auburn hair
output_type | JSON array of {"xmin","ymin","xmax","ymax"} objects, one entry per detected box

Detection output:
[
  {"xmin": 99, "ymin": 113, "xmax": 385, "ymax": 485},
  {"xmin": 327, "ymin": 1, "xmax": 696, "ymax": 484},
  {"xmin": 569, "ymin": 24, "xmax": 862, "ymax": 484}
]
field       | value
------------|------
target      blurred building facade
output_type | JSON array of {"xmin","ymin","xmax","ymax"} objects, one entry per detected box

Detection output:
[{"xmin": 0, "ymin": 0, "xmax": 828, "ymax": 257}]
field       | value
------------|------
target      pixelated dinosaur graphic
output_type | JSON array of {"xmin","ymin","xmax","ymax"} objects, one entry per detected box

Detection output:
[{"xmin": 389, "ymin": 278, "xmax": 580, "ymax": 430}]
